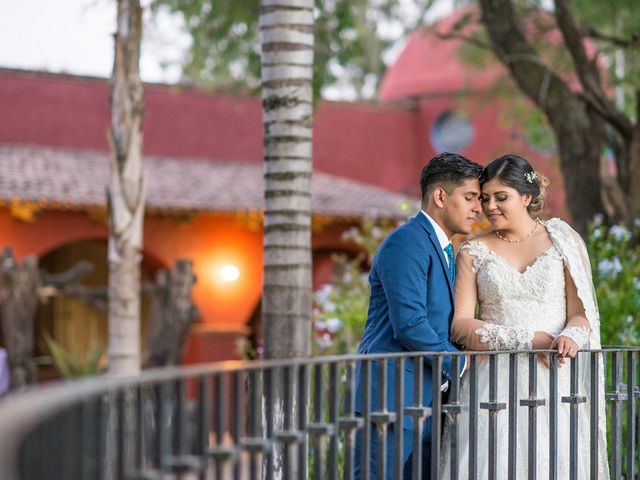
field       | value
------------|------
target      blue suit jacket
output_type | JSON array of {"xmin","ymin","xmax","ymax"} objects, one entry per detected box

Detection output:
[{"xmin": 355, "ymin": 213, "xmax": 462, "ymax": 428}]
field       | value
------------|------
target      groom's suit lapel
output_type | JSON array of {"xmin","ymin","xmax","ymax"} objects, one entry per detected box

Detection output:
[{"xmin": 415, "ymin": 214, "xmax": 454, "ymax": 299}]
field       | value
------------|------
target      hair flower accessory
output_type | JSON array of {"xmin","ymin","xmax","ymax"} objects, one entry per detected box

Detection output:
[{"xmin": 524, "ymin": 171, "xmax": 539, "ymax": 183}]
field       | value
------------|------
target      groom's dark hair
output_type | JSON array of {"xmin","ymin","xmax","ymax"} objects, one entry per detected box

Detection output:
[{"xmin": 420, "ymin": 152, "xmax": 482, "ymax": 203}]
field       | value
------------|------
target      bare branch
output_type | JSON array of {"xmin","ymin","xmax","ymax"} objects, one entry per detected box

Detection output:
[
  {"xmin": 553, "ymin": 0, "xmax": 632, "ymax": 141},
  {"xmin": 582, "ymin": 26, "xmax": 640, "ymax": 49},
  {"xmin": 40, "ymin": 261, "xmax": 94, "ymax": 288},
  {"xmin": 57, "ymin": 285, "xmax": 108, "ymax": 312},
  {"xmin": 434, "ymin": 30, "xmax": 492, "ymax": 51}
]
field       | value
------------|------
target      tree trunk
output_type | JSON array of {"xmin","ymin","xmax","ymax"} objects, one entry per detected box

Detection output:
[
  {"xmin": 260, "ymin": 1, "xmax": 314, "ymax": 477},
  {"xmin": 260, "ymin": 0, "xmax": 313, "ymax": 361},
  {"xmin": 107, "ymin": 0, "xmax": 145, "ymax": 376},
  {"xmin": 627, "ymin": 96, "xmax": 640, "ymax": 220},
  {"xmin": 478, "ymin": 0, "xmax": 606, "ymax": 233},
  {"xmin": 145, "ymin": 260, "xmax": 198, "ymax": 368},
  {"xmin": 0, "ymin": 248, "xmax": 39, "ymax": 390}
]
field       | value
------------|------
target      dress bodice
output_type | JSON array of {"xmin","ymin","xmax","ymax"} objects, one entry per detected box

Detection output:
[{"xmin": 461, "ymin": 241, "xmax": 567, "ymax": 335}]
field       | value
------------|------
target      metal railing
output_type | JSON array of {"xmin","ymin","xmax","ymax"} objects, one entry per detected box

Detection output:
[{"xmin": 0, "ymin": 347, "xmax": 638, "ymax": 479}]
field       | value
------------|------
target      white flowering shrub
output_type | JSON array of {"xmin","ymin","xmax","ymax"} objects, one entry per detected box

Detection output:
[
  {"xmin": 587, "ymin": 215, "xmax": 640, "ymax": 345},
  {"xmin": 312, "ymin": 218, "xmax": 402, "ymax": 355}
]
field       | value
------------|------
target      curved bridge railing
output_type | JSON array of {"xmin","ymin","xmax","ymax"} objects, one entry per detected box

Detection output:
[{"xmin": 0, "ymin": 348, "xmax": 638, "ymax": 480}]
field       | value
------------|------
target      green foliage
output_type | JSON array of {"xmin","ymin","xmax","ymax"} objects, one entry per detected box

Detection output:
[
  {"xmin": 585, "ymin": 215, "xmax": 640, "ymax": 346},
  {"xmin": 43, "ymin": 333, "xmax": 106, "ymax": 378},
  {"xmin": 312, "ymin": 218, "xmax": 401, "ymax": 355},
  {"xmin": 570, "ymin": 0, "xmax": 640, "ymax": 119},
  {"xmin": 151, "ymin": 0, "xmax": 438, "ymax": 100}
]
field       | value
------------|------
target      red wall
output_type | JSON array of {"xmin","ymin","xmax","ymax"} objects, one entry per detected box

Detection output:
[{"xmin": 0, "ymin": 69, "xmax": 422, "ymax": 194}]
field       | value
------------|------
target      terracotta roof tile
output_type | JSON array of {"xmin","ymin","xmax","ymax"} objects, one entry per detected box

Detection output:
[{"xmin": 0, "ymin": 144, "xmax": 415, "ymax": 218}]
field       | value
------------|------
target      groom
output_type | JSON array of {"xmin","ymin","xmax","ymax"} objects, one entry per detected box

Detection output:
[{"xmin": 354, "ymin": 152, "xmax": 483, "ymax": 479}]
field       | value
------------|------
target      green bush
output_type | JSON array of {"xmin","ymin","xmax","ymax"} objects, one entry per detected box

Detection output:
[
  {"xmin": 586, "ymin": 215, "xmax": 640, "ymax": 346},
  {"xmin": 312, "ymin": 218, "xmax": 401, "ymax": 355}
]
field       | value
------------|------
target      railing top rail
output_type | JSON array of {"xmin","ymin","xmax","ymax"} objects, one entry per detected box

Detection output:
[{"xmin": 0, "ymin": 346, "xmax": 637, "ymax": 478}]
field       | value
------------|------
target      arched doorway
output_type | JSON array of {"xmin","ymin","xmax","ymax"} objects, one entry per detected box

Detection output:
[{"xmin": 36, "ymin": 240, "xmax": 158, "ymax": 379}]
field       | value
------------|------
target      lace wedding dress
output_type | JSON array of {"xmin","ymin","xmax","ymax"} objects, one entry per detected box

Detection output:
[{"xmin": 440, "ymin": 219, "xmax": 609, "ymax": 479}]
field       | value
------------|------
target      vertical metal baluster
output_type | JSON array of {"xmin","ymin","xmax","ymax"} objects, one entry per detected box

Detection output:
[
  {"xmin": 176, "ymin": 379, "xmax": 187, "ymax": 462},
  {"xmin": 361, "ymin": 359, "xmax": 371, "ymax": 480},
  {"xmin": 448, "ymin": 355, "xmax": 461, "ymax": 480},
  {"xmin": 528, "ymin": 354, "xmax": 538, "ymax": 480},
  {"xmin": 636, "ymin": 351, "xmax": 640, "ymax": 480},
  {"xmin": 549, "ymin": 354, "xmax": 558, "ymax": 480},
  {"xmin": 589, "ymin": 352, "xmax": 598, "ymax": 480},
  {"xmin": 411, "ymin": 356, "xmax": 424, "ymax": 480},
  {"xmin": 212, "ymin": 373, "xmax": 232, "ymax": 479},
  {"xmin": 507, "ymin": 353, "xmax": 518, "ymax": 480},
  {"xmin": 469, "ymin": 355, "xmax": 478, "ymax": 480},
  {"xmin": 430, "ymin": 355, "xmax": 442, "ymax": 480},
  {"xmin": 488, "ymin": 355, "xmax": 498, "ymax": 480},
  {"xmin": 136, "ymin": 385, "xmax": 144, "ymax": 473},
  {"xmin": 232, "ymin": 371, "xmax": 243, "ymax": 480},
  {"xmin": 569, "ymin": 356, "xmax": 579, "ymax": 480},
  {"xmin": 117, "ymin": 390, "xmax": 125, "ymax": 479},
  {"xmin": 297, "ymin": 364, "xmax": 309, "ymax": 480},
  {"xmin": 377, "ymin": 359, "xmax": 389, "ymax": 479},
  {"xmin": 611, "ymin": 351, "xmax": 623, "ymax": 479},
  {"xmin": 197, "ymin": 376, "xmax": 210, "ymax": 480},
  {"xmin": 96, "ymin": 396, "xmax": 104, "ymax": 480},
  {"xmin": 281, "ymin": 366, "xmax": 294, "ymax": 480},
  {"xmin": 394, "ymin": 357, "xmax": 405, "ymax": 480},
  {"xmin": 159, "ymin": 383, "xmax": 171, "ymax": 472},
  {"xmin": 248, "ymin": 369, "xmax": 260, "ymax": 480},
  {"xmin": 328, "ymin": 362, "xmax": 339, "ymax": 480},
  {"xmin": 627, "ymin": 351, "xmax": 636, "ymax": 479},
  {"xmin": 312, "ymin": 364, "xmax": 324, "ymax": 480},
  {"xmin": 266, "ymin": 367, "xmax": 276, "ymax": 480},
  {"xmin": 343, "ymin": 361, "xmax": 357, "ymax": 480},
  {"xmin": 77, "ymin": 402, "xmax": 84, "ymax": 480}
]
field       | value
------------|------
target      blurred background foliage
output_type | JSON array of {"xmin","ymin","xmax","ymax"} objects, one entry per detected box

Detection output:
[{"xmin": 312, "ymin": 214, "xmax": 640, "ymax": 354}]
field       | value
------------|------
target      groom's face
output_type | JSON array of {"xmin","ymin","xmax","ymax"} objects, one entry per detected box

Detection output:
[{"xmin": 441, "ymin": 178, "xmax": 482, "ymax": 235}]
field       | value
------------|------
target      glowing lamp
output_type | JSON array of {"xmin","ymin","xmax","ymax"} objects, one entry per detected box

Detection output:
[{"xmin": 220, "ymin": 264, "xmax": 240, "ymax": 283}]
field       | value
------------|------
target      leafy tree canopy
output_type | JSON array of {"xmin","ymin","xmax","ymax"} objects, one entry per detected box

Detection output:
[{"xmin": 152, "ymin": 0, "xmax": 438, "ymax": 100}]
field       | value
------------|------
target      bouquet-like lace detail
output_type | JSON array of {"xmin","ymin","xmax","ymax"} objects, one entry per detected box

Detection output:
[
  {"xmin": 475, "ymin": 323, "xmax": 534, "ymax": 350},
  {"xmin": 558, "ymin": 326, "xmax": 590, "ymax": 349}
]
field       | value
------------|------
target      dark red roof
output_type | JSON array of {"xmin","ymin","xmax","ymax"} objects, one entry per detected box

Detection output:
[
  {"xmin": 0, "ymin": 144, "xmax": 413, "ymax": 218},
  {"xmin": 380, "ymin": 7, "xmax": 502, "ymax": 100}
]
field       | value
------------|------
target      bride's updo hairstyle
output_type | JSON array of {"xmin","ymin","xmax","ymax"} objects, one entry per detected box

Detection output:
[{"xmin": 481, "ymin": 154, "xmax": 550, "ymax": 216}]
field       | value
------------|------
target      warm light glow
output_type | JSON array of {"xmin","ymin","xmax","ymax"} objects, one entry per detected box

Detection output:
[{"xmin": 219, "ymin": 264, "xmax": 240, "ymax": 283}]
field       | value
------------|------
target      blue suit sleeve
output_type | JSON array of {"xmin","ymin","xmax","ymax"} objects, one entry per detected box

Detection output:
[{"xmin": 377, "ymin": 233, "xmax": 462, "ymax": 380}]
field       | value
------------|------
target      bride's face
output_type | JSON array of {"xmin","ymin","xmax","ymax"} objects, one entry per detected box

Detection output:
[{"xmin": 480, "ymin": 178, "xmax": 532, "ymax": 229}]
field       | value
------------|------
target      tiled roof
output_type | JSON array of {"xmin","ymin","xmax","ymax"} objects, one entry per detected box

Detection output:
[{"xmin": 0, "ymin": 144, "xmax": 414, "ymax": 219}]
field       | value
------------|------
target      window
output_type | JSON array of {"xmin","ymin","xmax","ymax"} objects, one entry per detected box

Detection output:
[{"xmin": 430, "ymin": 110, "xmax": 474, "ymax": 153}]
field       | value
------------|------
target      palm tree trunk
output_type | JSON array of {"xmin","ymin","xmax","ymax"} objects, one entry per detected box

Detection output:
[
  {"xmin": 108, "ymin": 0, "xmax": 145, "ymax": 376},
  {"xmin": 260, "ymin": 0, "xmax": 313, "ymax": 361},
  {"xmin": 260, "ymin": 1, "xmax": 314, "ymax": 478}
]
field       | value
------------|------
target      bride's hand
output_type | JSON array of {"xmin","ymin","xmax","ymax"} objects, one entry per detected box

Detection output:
[{"xmin": 553, "ymin": 335, "xmax": 579, "ymax": 362}]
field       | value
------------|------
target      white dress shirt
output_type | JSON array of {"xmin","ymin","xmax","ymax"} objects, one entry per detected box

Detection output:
[
  {"xmin": 421, "ymin": 210, "xmax": 451, "ymax": 266},
  {"xmin": 420, "ymin": 210, "xmax": 466, "ymax": 387}
]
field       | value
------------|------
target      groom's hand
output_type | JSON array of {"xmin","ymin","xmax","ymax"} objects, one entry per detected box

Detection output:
[
  {"xmin": 533, "ymin": 331, "xmax": 555, "ymax": 369},
  {"xmin": 532, "ymin": 331, "xmax": 554, "ymax": 349}
]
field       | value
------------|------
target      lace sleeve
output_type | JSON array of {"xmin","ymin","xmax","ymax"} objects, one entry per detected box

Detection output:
[
  {"xmin": 557, "ymin": 326, "xmax": 590, "ymax": 349},
  {"xmin": 475, "ymin": 324, "xmax": 534, "ymax": 350},
  {"xmin": 459, "ymin": 241, "xmax": 490, "ymax": 273}
]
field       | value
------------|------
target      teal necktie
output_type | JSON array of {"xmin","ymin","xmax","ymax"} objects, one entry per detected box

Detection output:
[{"xmin": 444, "ymin": 243, "xmax": 455, "ymax": 283}]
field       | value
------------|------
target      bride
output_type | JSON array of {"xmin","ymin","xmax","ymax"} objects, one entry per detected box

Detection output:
[{"xmin": 440, "ymin": 154, "xmax": 609, "ymax": 478}]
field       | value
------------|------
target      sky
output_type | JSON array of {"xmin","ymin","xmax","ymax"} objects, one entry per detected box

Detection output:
[
  {"xmin": 0, "ymin": 0, "xmax": 455, "ymax": 95},
  {"xmin": 0, "ymin": 0, "xmax": 190, "ymax": 83}
]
